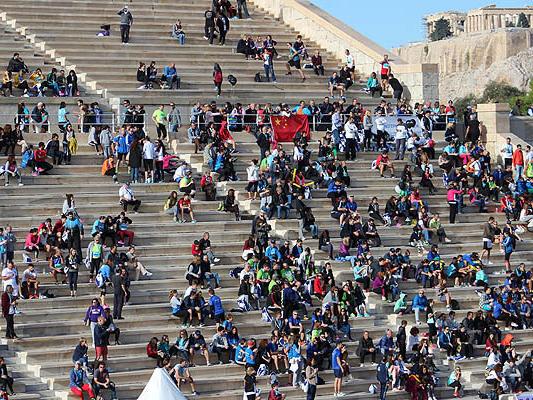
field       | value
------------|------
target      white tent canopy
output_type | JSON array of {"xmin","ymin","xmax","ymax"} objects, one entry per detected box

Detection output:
[{"xmin": 137, "ymin": 368, "xmax": 189, "ymax": 400}]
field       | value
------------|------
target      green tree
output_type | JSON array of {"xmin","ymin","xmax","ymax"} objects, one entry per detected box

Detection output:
[
  {"xmin": 517, "ymin": 12, "xmax": 530, "ymax": 28},
  {"xmin": 430, "ymin": 18, "xmax": 452, "ymax": 41},
  {"xmin": 481, "ymin": 81, "xmax": 523, "ymax": 103}
]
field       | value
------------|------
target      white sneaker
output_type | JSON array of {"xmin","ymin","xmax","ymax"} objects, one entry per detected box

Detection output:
[
  {"xmin": 360, "ymin": 363, "xmax": 364, "ymax": 367},
  {"xmin": 18, "ymin": 183, "xmax": 24, "ymax": 186},
  {"xmin": 337, "ymin": 393, "xmax": 346, "ymax": 397},
  {"xmin": 145, "ymin": 272, "xmax": 153, "ymax": 277},
  {"xmin": 213, "ymin": 258, "xmax": 220, "ymax": 263}
]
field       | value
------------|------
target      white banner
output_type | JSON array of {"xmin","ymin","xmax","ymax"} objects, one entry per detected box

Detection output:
[{"xmin": 371, "ymin": 115, "xmax": 424, "ymax": 137}]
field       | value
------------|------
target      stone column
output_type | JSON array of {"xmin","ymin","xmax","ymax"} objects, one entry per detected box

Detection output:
[{"xmin": 476, "ymin": 103, "xmax": 531, "ymax": 161}]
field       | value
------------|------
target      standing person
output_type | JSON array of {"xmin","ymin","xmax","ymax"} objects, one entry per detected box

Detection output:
[
  {"xmin": 376, "ymin": 357, "xmax": 389, "ymax": 400},
  {"xmin": 94, "ymin": 316, "xmax": 110, "ymax": 362},
  {"xmin": 4, "ymin": 226, "xmax": 16, "ymax": 265},
  {"xmin": 344, "ymin": 116, "xmax": 357, "ymax": 161},
  {"xmin": 1, "ymin": 285, "xmax": 17, "ymax": 339},
  {"xmin": 263, "ymin": 50, "xmax": 277, "ymax": 83},
  {"xmin": 394, "ymin": 119, "xmax": 407, "ymax": 160},
  {"xmin": 66, "ymin": 248, "xmax": 79, "ymax": 297},
  {"xmin": 243, "ymin": 367, "xmax": 257, "ymax": 400},
  {"xmin": 447, "ymin": 183, "xmax": 463, "ymax": 224},
  {"xmin": 512, "ymin": 144, "xmax": 524, "ymax": 182},
  {"xmin": 285, "ymin": 43, "xmax": 306, "ymax": 81},
  {"xmin": 388, "ymin": 74, "xmax": 403, "ymax": 103},
  {"xmin": 305, "ymin": 357, "xmax": 319, "ymax": 400},
  {"xmin": 500, "ymin": 137, "xmax": 513, "ymax": 169},
  {"xmin": 379, "ymin": 54, "xmax": 391, "ymax": 92},
  {"xmin": 216, "ymin": 12, "xmax": 230, "ymax": 46},
  {"xmin": 237, "ymin": 0, "xmax": 250, "ymax": 19},
  {"xmin": 168, "ymin": 103, "xmax": 182, "ymax": 137},
  {"xmin": 117, "ymin": 5, "xmax": 133, "ymax": 44},
  {"xmin": 152, "ymin": 105, "xmax": 168, "ymax": 141},
  {"xmin": 69, "ymin": 361, "xmax": 95, "ymax": 400},
  {"xmin": 84, "ymin": 298, "xmax": 105, "ymax": 346},
  {"xmin": 112, "ymin": 269, "xmax": 127, "ymax": 320},
  {"xmin": 213, "ymin": 64, "xmax": 223, "ymax": 97},
  {"xmin": 142, "ymin": 137, "xmax": 156, "ymax": 184},
  {"xmin": 332, "ymin": 340, "xmax": 345, "ymax": 397}
]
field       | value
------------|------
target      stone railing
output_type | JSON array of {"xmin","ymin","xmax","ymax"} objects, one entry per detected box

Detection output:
[{"xmin": 249, "ymin": 0, "xmax": 439, "ymax": 103}]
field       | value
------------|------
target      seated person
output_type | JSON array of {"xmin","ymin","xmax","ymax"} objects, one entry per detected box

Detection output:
[
  {"xmin": 328, "ymin": 72, "xmax": 345, "ymax": 98},
  {"xmin": 92, "ymin": 361, "xmax": 117, "ymax": 399},
  {"xmin": 366, "ymin": 72, "xmax": 382, "ymax": 98}
]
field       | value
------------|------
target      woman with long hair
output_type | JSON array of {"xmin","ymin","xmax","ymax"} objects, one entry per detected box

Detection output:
[{"xmin": 213, "ymin": 63, "xmax": 223, "ymax": 97}]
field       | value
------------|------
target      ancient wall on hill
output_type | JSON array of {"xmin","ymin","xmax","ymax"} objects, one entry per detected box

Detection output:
[
  {"xmin": 393, "ymin": 29, "xmax": 533, "ymax": 76},
  {"xmin": 393, "ymin": 29, "xmax": 533, "ymax": 100}
]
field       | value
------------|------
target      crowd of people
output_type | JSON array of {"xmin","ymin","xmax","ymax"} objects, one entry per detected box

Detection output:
[{"xmin": 1, "ymin": 5, "xmax": 533, "ymax": 398}]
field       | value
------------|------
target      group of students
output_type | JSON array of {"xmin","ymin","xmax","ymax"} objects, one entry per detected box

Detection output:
[{"xmin": 3, "ymin": 53, "xmax": 79, "ymax": 97}]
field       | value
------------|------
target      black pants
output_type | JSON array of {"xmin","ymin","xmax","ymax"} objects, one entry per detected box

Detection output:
[
  {"xmin": 360, "ymin": 350, "xmax": 376, "ymax": 364},
  {"xmin": 93, "ymin": 381, "xmax": 117, "ymax": 398},
  {"xmin": 113, "ymin": 293, "xmax": 125, "ymax": 319},
  {"xmin": 0, "ymin": 376, "xmax": 14, "ymax": 394},
  {"xmin": 363, "ymin": 129, "xmax": 372, "ymax": 150},
  {"xmin": 156, "ymin": 123, "xmax": 167, "ymax": 140},
  {"xmin": 313, "ymin": 65, "xmax": 324, "ymax": 76},
  {"xmin": 121, "ymin": 199, "xmax": 141, "ymax": 212},
  {"xmin": 448, "ymin": 201, "xmax": 458, "ymax": 224},
  {"xmin": 219, "ymin": 30, "xmax": 227, "ymax": 45},
  {"xmin": 5, "ymin": 314, "xmax": 15, "ymax": 338},
  {"xmin": 345, "ymin": 138, "xmax": 357, "ymax": 160},
  {"xmin": 120, "ymin": 25, "xmax": 130, "ymax": 43},
  {"xmin": 68, "ymin": 271, "xmax": 78, "ymax": 291},
  {"xmin": 34, "ymin": 160, "xmax": 53, "ymax": 173},
  {"xmin": 307, "ymin": 383, "xmax": 317, "ymax": 400},
  {"xmin": 213, "ymin": 347, "xmax": 230, "ymax": 363}
]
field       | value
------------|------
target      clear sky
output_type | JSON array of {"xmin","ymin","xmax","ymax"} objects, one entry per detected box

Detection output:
[{"xmin": 310, "ymin": 0, "xmax": 529, "ymax": 49}]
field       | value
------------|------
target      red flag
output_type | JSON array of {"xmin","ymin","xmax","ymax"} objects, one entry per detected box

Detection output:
[{"xmin": 270, "ymin": 115, "xmax": 310, "ymax": 142}]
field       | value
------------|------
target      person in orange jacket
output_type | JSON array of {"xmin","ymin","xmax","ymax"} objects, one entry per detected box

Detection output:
[
  {"xmin": 512, "ymin": 144, "xmax": 524, "ymax": 182},
  {"xmin": 101, "ymin": 154, "xmax": 118, "ymax": 183}
]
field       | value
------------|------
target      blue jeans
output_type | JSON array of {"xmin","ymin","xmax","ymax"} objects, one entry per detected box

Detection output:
[
  {"xmin": 130, "ymin": 167, "xmax": 139, "ymax": 182},
  {"xmin": 514, "ymin": 165, "xmax": 523, "ymax": 182},
  {"xmin": 306, "ymin": 383, "xmax": 316, "ymax": 400},
  {"xmin": 263, "ymin": 64, "xmax": 276, "ymax": 82},
  {"xmin": 277, "ymin": 205, "xmax": 289, "ymax": 219},
  {"xmin": 380, "ymin": 381, "xmax": 387, "ymax": 400}
]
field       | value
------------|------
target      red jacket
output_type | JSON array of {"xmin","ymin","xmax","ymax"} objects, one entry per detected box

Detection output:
[
  {"xmin": 1, "ymin": 292, "xmax": 13, "ymax": 318},
  {"xmin": 512, "ymin": 149, "xmax": 524, "ymax": 166},
  {"xmin": 146, "ymin": 343, "xmax": 158, "ymax": 358}
]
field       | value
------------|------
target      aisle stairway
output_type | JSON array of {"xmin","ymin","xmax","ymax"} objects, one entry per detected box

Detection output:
[{"xmin": 0, "ymin": 1, "xmax": 531, "ymax": 400}]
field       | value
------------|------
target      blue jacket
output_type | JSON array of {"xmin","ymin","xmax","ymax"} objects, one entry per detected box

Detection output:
[
  {"xmin": 265, "ymin": 246, "xmax": 281, "ymax": 261},
  {"xmin": 376, "ymin": 362, "xmax": 388, "ymax": 383},
  {"xmin": 412, "ymin": 294, "xmax": 428, "ymax": 310},
  {"xmin": 327, "ymin": 180, "xmax": 343, "ymax": 194},
  {"xmin": 69, "ymin": 368, "xmax": 89, "ymax": 388},
  {"xmin": 438, "ymin": 331, "xmax": 451, "ymax": 347},
  {"xmin": 378, "ymin": 335, "xmax": 394, "ymax": 352},
  {"xmin": 209, "ymin": 295, "xmax": 224, "ymax": 316},
  {"xmin": 163, "ymin": 66, "xmax": 177, "ymax": 78}
]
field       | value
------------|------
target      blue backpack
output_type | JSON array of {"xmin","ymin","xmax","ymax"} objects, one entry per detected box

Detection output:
[{"xmin": 21, "ymin": 150, "xmax": 33, "ymax": 168}]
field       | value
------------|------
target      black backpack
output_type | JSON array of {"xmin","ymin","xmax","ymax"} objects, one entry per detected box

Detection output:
[
  {"xmin": 228, "ymin": 74, "xmax": 237, "ymax": 86},
  {"xmin": 254, "ymin": 72, "xmax": 262, "ymax": 82}
]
